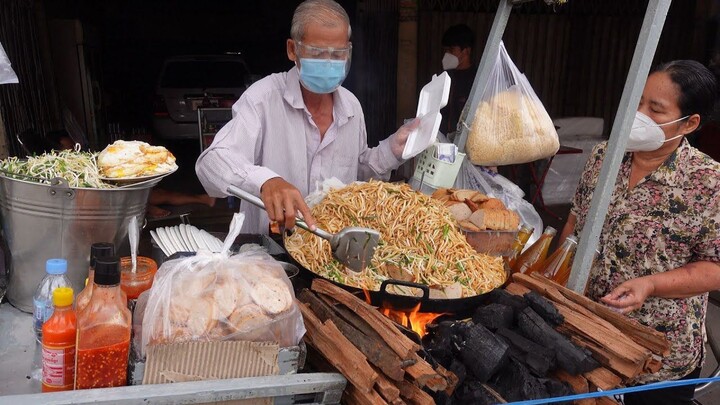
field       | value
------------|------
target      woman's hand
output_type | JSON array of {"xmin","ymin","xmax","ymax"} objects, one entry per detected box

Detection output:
[
  {"xmin": 600, "ymin": 277, "xmax": 655, "ymax": 314},
  {"xmin": 260, "ymin": 177, "xmax": 316, "ymax": 231}
]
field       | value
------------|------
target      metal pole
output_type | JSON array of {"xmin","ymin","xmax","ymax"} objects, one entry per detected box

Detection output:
[
  {"xmin": 455, "ymin": 0, "xmax": 514, "ymax": 153},
  {"xmin": 567, "ymin": 0, "xmax": 673, "ymax": 293}
]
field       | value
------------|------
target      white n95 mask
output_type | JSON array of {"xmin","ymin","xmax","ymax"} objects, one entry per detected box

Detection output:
[
  {"xmin": 442, "ymin": 53, "xmax": 459, "ymax": 70},
  {"xmin": 627, "ymin": 111, "xmax": 688, "ymax": 152}
]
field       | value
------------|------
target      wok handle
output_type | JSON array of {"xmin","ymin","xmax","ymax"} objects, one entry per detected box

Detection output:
[
  {"xmin": 226, "ymin": 185, "xmax": 332, "ymax": 241},
  {"xmin": 379, "ymin": 279, "xmax": 430, "ymax": 301}
]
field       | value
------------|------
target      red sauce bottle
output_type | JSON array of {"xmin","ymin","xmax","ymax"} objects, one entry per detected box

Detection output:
[
  {"xmin": 41, "ymin": 287, "xmax": 76, "ymax": 392},
  {"xmin": 75, "ymin": 256, "xmax": 131, "ymax": 389}
]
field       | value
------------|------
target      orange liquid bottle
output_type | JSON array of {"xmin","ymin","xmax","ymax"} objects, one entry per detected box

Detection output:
[
  {"xmin": 512, "ymin": 226, "xmax": 556, "ymax": 275},
  {"xmin": 76, "ymin": 242, "xmax": 115, "ymax": 312},
  {"xmin": 41, "ymin": 287, "xmax": 76, "ymax": 392},
  {"xmin": 541, "ymin": 235, "xmax": 578, "ymax": 286},
  {"xmin": 76, "ymin": 256, "xmax": 131, "ymax": 389},
  {"xmin": 505, "ymin": 224, "xmax": 534, "ymax": 269}
]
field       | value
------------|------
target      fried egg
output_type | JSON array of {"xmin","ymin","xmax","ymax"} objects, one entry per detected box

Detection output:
[{"xmin": 98, "ymin": 140, "xmax": 177, "ymax": 178}]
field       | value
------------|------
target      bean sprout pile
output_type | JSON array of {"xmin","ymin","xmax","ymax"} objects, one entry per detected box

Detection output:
[{"xmin": 0, "ymin": 146, "xmax": 114, "ymax": 189}]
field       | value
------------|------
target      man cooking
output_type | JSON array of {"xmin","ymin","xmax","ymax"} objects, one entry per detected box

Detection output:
[{"xmin": 196, "ymin": 0, "xmax": 417, "ymax": 234}]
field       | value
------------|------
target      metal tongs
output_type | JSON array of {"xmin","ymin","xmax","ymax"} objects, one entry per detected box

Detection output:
[{"xmin": 227, "ymin": 185, "xmax": 380, "ymax": 272}]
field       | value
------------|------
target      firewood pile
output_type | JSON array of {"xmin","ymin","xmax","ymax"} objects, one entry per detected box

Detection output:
[
  {"xmin": 420, "ymin": 272, "xmax": 670, "ymax": 404},
  {"xmin": 298, "ymin": 279, "xmax": 458, "ymax": 404}
]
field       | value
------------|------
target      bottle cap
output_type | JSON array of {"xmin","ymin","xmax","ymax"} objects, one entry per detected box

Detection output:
[
  {"xmin": 46, "ymin": 258, "xmax": 68, "ymax": 275},
  {"xmin": 52, "ymin": 287, "xmax": 74, "ymax": 307},
  {"xmin": 567, "ymin": 235, "xmax": 578, "ymax": 244},
  {"xmin": 94, "ymin": 256, "xmax": 121, "ymax": 286},
  {"xmin": 90, "ymin": 242, "xmax": 115, "ymax": 268}
]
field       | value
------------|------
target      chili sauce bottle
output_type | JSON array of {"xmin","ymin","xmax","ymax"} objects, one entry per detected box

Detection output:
[
  {"xmin": 76, "ymin": 242, "xmax": 116, "ymax": 313},
  {"xmin": 75, "ymin": 256, "xmax": 131, "ymax": 389},
  {"xmin": 41, "ymin": 287, "xmax": 76, "ymax": 392}
]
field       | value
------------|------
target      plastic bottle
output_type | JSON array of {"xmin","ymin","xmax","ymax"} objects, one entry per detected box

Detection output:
[
  {"xmin": 512, "ymin": 226, "xmax": 557, "ymax": 275},
  {"xmin": 541, "ymin": 235, "xmax": 578, "ymax": 286},
  {"xmin": 76, "ymin": 242, "xmax": 115, "ymax": 313},
  {"xmin": 505, "ymin": 224, "xmax": 535, "ymax": 269},
  {"xmin": 41, "ymin": 287, "xmax": 76, "ymax": 392},
  {"xmin": 33, "ymin": 259, "xmax": 72, "ymax": 343},
  {"xmin": 76, "ymin": 256, "xmax": 131, "ymax": 389}
]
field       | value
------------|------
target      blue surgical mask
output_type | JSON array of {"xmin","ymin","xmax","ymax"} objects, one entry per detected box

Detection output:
[{"xmin": 298, "ymin": 58, "xmax": 347, "ymax": 94}]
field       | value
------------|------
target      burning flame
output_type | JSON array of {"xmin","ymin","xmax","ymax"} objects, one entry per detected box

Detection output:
[{"xmin": 381, "ymin": 303, "xmax": 444, "ymax": 337}]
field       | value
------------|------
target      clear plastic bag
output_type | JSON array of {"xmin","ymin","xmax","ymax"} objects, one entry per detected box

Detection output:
[
  {"xmin": 141, "ymin": 214, "xmax": 305, "ymax": 355},
  {"xmin": 456, "ymin": 160, "xmax": 543, "ymax": 245},
  {"xmin": 0, "ymin": 42, "xmax": 19, "ymax": 85},
  {"xmin": 466, "ymin": 42, "xmax": 559, "ymax": 166}
]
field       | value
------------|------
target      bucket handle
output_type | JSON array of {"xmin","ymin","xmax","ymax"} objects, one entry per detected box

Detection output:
[{"xmin": 48, "ymin": 177, "xmax": 75, "ymax": 200}]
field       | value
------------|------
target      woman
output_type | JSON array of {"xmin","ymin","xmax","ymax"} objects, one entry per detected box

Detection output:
[{"xmin": 560, "ymin": 60, "xmax": 720, "ymax": 405}]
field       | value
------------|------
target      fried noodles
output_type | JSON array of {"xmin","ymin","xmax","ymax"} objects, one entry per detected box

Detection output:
[{"xmin": 285, "ymin": 181, "xmax": 506, "ymax": 297}]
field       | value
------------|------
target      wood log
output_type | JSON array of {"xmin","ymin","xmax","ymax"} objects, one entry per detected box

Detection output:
[
  {"xmin": 554, "ymin": 301, "xmax": 651, "ymax": 366},
  {"xmin": 551, "ymin": 369, "xmax": 595, "ymax": 405},
  {"xmin": 584, "ymin": 367, "xmax": 622, "ymax": 392},
  {"xmin": 299, "ymin": 303, "xmax": 378, "ymax": 392},
  {"xmin": 298, "ymin": 290, "xmax": 407, "ymax": 381},
  {"xmin": 312, "ymin": 279, "xmax": 419, "ymax": 358},
  {"xmin": 330, "ymin": 302, "xmax": 416, "ymax": 366},
  {"xmin": 518, "ymin": 307, "xmax": 599, "ymax": 375},
  {"xmin": 373, "ymin": 369, "xmax": 401, "ymax": 402},
  {"xmin": 526, "ymin": 273, "xmax": 669, "ymax": 356},
  {"xmin": 405, "ymin": 355, "xmax": 447, "ymax": 392},
  {"xmin": 434, "ymin": 362, "xmax": 459, "ymax": 396},
  {"xmin": 596, "ymin": 395, "xmax": 620, "ymax": 404},
  {"xmin": 397, "ymin": 380, "xmax": 435, "ymax": 405},
  {"xmin": 344, "ymin": 384, "xmax": 388, "ymax": 405},
  {"xmin": 504, "ymin": 282, "xmax": 531, "ymax": 295},
  {"xmin": 566, "ymin": 334, "xmax": 640, "ymax": 379}
]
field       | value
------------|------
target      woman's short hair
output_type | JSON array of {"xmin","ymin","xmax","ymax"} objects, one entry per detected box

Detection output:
[
  {"xmin": 291, "ymin": 0, "xmax": 351, "ymax": 42},
  {"xmin": 651, "ymin": 60, "xmax": 719, "ymax": 120}
]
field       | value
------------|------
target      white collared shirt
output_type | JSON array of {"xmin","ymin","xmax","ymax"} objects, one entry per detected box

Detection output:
[{"xmin": 195, "ymin": 66, "xmax": 403, "ymax": 234}]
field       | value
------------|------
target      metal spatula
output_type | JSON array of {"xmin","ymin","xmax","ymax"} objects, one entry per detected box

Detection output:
[{"xmin": 227, "ymin": 185, "xmax": 380, "ymax": 272}]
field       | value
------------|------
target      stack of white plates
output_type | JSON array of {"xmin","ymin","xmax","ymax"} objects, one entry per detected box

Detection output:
[{"xmin": 150, "ymin": 224, "xmax": 224, "ymax": 257}]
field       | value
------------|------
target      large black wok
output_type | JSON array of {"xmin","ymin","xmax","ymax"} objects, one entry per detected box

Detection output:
[{"xmin": 282, "ymin": 245, "xmax": 502, "ymax": 315}]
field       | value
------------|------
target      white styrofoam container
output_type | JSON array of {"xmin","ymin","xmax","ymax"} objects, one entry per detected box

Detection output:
[{"xmin": 402, "ymin": 72, "xmax": 451, "ymax": 159}]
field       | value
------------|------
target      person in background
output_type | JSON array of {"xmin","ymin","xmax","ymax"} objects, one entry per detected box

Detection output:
[
  {"xmin": 560, "ymin": 60, "xmax": 720, "ymax": 405},
  {"xmin": 195, "ymin": 0, "xmax": 418, "ymax": 235},
  {"xmin": 440, "ymin": 23, "xmax": 476, "ymax": 137}
]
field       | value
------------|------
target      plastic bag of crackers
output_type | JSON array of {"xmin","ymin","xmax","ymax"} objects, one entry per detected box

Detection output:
[{"xmin": 140, "ymin": 214, "xmax": 305, "ymax": 355}]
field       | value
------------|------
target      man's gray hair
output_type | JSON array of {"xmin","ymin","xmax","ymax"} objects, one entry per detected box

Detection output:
[{"xmin": 291, "ymin": 0, "xmax": 351, "ymax": 42}]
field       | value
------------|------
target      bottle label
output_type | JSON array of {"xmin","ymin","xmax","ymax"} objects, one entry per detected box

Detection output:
[
  {"xmin": 33, "ymin": 298, "xmax": 53, "ymax": 332},
  {"xmin": 42, "ymin": 345, "xmax": 75, "ymax": 387}
]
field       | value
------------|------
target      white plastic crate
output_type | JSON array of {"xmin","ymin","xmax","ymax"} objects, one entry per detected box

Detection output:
[{"xmin": 412, "ymin": 144, "xmax": 465, "ymax": 189}]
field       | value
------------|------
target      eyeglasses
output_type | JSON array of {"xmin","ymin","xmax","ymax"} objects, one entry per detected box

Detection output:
[{"xmin": 296, "ymin": 41, "xmax": 352, "ymax": 60}]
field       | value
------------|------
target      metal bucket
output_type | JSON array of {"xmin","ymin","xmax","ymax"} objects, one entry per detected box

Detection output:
[{"xmin": 0, "ymin": 175, "xmax": 154, "ymax": 312}]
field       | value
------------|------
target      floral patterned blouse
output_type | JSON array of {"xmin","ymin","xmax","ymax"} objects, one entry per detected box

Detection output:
[{"xmin": 571, "ymin": 139, "xmax": 720, "ymax": 384}]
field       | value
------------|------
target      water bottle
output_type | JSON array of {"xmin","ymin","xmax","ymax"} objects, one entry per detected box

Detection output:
[{"xmin": 33, "ymin": 259, "xmax": 72, "ymax": 343}]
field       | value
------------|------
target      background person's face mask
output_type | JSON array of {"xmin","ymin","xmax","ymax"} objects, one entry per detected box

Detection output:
[
  {"xmin": 298, "ymin": 58, "xmax": 347, "ymax": 94},
  {"xmin": 442, "ymin": 52, "xmax": 459, "ymax": 70},
  {"xmin": 627, "ymin": 111, "xmax": 688, "ymax": 152}
]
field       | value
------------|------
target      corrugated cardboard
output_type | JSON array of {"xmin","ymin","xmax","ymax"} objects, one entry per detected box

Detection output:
[{"xmin": 143, "ymin": 340, "xmax": 280, "ymax": 405}]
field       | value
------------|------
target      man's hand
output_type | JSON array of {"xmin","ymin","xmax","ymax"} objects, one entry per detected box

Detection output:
[
  {"xmin": 390, "ymin": 118, "xmax": 422, "ymax": 159},
  {"xmin": 260, "ymin": 177, "xmax": 316, "ymax": 231},
  {"xmin": 600, "ymin": 276, "xmax": 655, "ymax": 314}
]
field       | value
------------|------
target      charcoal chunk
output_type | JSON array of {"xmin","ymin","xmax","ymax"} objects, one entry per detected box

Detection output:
[
  {"xmin": 472, "ymin": 303, "xmax": 514, "ymax": 331},
  {"xmin": 496, "ymin": 327, "xmax": 555, "ymax": 377},
  {"xmin": 517, "ymin": 307, "xmax": 599, "ymax": 375},
  {"xmin": 492, "ymin": 359, "xmax": 548, "ymax": 402},
  {"xmin": 540, "ymin": 378, "xmax": 575, "ymax": 405},
  {"xmin": 454, "ymin": 381, "xmax": 499, "ymax": 405},
  {"xmin": 524, "ymin": 291, "xmax": 564, "ymax": 326},
  {"xmin": 461, "ymin": 323, "xmax": 509, "ymax": 382},
  {"xmin": 449, "ymin": 358, "xmax": 467, "ymax": 388},
  {"xmin": 485, "ymin": 288, "xmax": 528, "ymax": 313}
]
